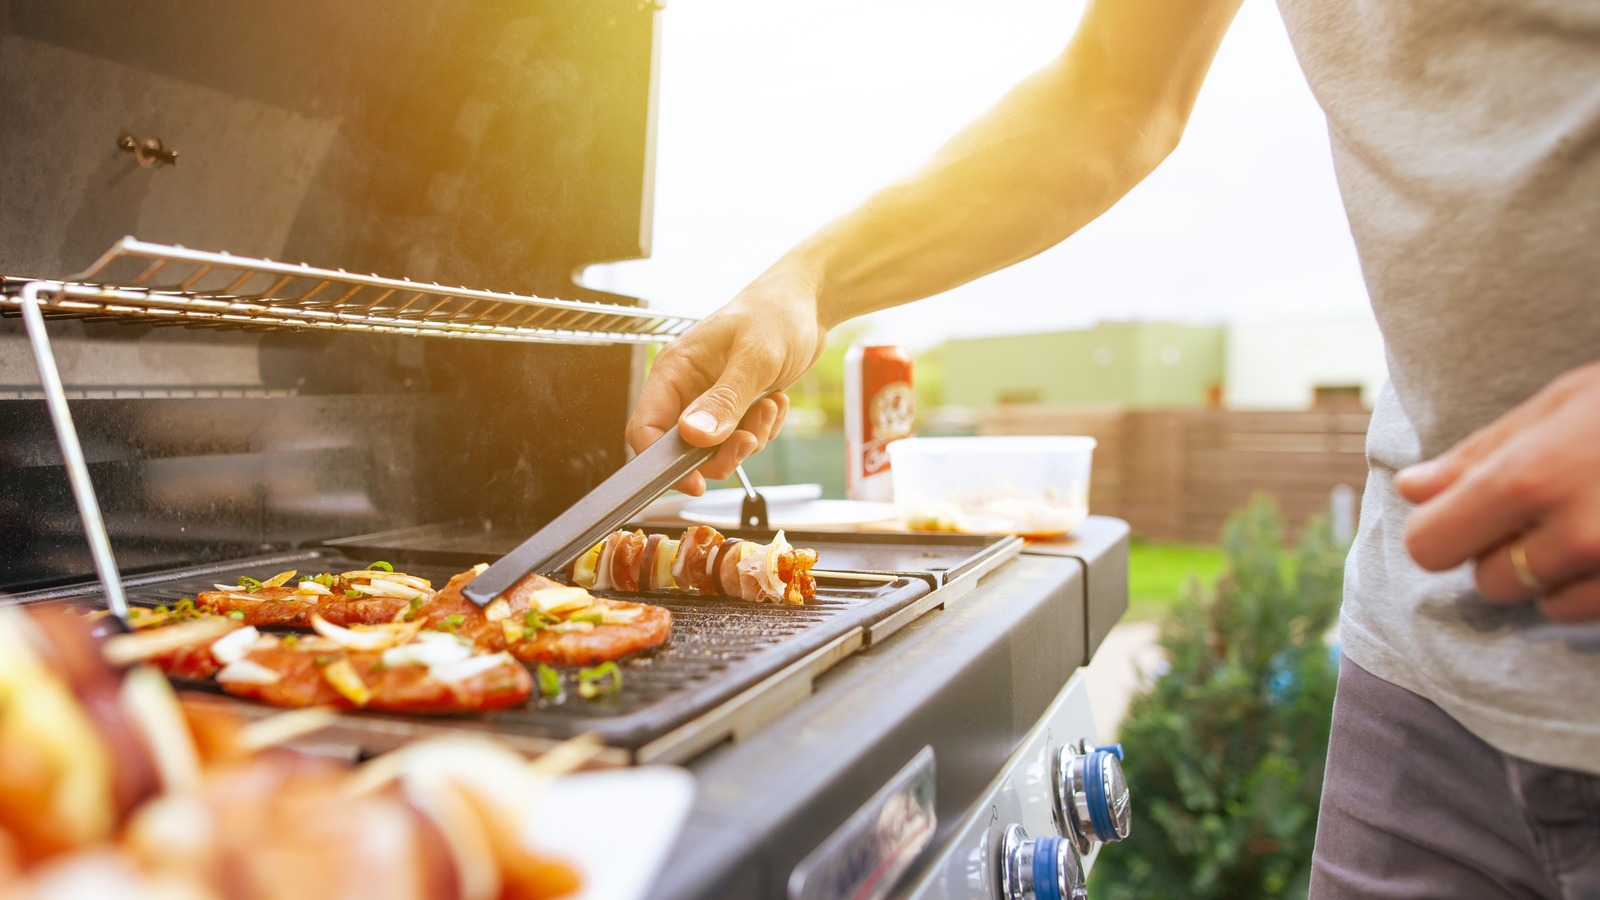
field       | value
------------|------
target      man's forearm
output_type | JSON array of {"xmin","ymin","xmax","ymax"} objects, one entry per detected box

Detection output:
[{"xmin": 761, "ymin": 0, "xmax": 1243, "ymax": 330}]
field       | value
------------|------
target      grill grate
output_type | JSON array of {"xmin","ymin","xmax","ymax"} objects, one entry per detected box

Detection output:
[
  {"xmin": 2, "ymin": 237, "xmax": 697, "ymax": 346},
  {"xmin": 10, "ymin": 549, "xmax": 931, "ymax": 762}
]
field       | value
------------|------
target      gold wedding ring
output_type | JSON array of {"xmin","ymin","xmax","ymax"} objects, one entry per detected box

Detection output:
[{"xmin": 1508, "ymin": 539, "xmax": 1548, "ymax": 594}]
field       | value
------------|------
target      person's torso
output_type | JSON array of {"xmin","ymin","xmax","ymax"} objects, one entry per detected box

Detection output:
[{"xmin": 1275, "ymin": 0, "xmax": 1600, "ymax": 772}]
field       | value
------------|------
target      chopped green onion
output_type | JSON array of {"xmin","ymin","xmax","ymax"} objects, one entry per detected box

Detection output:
[
  {"xmin": 226, "ymin": 610, "xmax": 245, "ymax": 620},
  {"xmin": 311, "ymin": 572, "xmax": 338, "ymax": 587},
  {"xmin": 238, "ymin": 576, "xmax": 264, "ymax": 593},
  {"xmin": 368, "ymin": 560, "xmax": 394, "ymax": 573},
  {"xmin": 409, "ymin": 595, "xmax": 425, "ymax": 609},
  {"xmin": 577, "ymin": 661, "xmax": 623, "ymax": 699},
  {"xmin": 435, "ymin": 613, "xmax": 466, "ymax": 634},
  {"xmin": 282, "ymin": 635, "xmax": 299, "ymax": 648},
  {"xmin": 537, "ymin": 664, "xmax": 563, "ymax": 699},
  {"xmin": 569, "ymin": 611, "xmax": 604, "ymax": 625},
  {"xmin": 523, "ymin": 609, "xmax": 559, "ymax": 631},
  {"xmin": 344, "ymin": 590, "xmax": 363, "ymax": 598}
]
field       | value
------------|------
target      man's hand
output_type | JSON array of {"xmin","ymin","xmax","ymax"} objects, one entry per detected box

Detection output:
[
  {"xmin": 1397, "ymin": 361, "xmax": 1600, "ymax": 623},
  {"xmin": 625, "ymin": 265, "xmax": 827, "ymax": 495}
]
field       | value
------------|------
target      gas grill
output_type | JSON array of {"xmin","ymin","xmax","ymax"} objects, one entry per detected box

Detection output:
[{"xmin": 1, "ymin": 3, "xmax": 1134, "ymax": 898}]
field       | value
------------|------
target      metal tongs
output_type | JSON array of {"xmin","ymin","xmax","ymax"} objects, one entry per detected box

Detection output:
[{"xmin": 463, "ymin": 425, "xmax": 724, "ymax": 607}]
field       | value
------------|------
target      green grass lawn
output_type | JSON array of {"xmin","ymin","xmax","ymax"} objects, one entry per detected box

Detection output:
[{"xmin": 1127, "ymin": 539, "xmax": 1226, "ymax": 621}]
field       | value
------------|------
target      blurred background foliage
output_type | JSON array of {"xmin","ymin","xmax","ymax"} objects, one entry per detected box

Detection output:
[{"xmin": 1090, "ymin": 494, "xmax": 1345, "ymax": 899}]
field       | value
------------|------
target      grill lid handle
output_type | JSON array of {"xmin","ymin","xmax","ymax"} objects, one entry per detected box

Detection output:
[{"xmin": 461, "ymin": 424, "xmax": 719, "ymax": 607}]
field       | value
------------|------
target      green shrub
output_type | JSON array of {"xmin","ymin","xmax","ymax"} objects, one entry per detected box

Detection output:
[{"xmin": 1089, "ymin": 494, "xmax": 1345, "ymax": 899}]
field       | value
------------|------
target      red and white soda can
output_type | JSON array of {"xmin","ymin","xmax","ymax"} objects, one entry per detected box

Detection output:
[{"xmin": 844, "ymin": 343, "xmax": 915, "ymax": 502}]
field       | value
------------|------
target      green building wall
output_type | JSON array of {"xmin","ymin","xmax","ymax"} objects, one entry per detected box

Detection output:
[{"xmin": 940, "ymin": 322, "xmax": 1225, "ymax": 409}]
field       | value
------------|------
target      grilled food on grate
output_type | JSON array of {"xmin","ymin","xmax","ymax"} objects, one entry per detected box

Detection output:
[
  {"xmin": 569, "ymin": 526, "xmax": 819, "ymax": 604},
  {"xmin": 0, "ymin": 604, "xmax": 582, "ymax": 899},
  {"xmin": 125, "ymin": 562, "xmax": 669, "ymax": 712},
  {"xmin": 195, "ymin": 567, "xmax": 437, "ymax": 627}
]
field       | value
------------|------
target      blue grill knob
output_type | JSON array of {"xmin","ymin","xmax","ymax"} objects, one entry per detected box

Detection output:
[
  {"xmin": 1052, "ymin": 739, "xmax": 1132, "ymax": 855},
  {"xmin": 998, "ymin": 824, "xmax": 1087, "ymax": 900}
]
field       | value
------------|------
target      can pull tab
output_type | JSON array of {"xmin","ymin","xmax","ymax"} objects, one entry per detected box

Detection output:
[{"xmin": 734, "ymin": 465, "xmax": 769, "ymax": 530}]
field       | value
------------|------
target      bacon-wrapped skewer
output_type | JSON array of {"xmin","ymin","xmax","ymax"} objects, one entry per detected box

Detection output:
[{"xmin": 569, "ymin": 526, "xmax": 818, "ymax": 604}]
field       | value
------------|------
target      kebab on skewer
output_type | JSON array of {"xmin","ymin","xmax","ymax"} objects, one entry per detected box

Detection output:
[{"xmin": 568, "ymin": 526, "xmax": 819, "ymax": 605}]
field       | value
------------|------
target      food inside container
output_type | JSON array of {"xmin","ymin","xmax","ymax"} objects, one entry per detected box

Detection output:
[{"xmin": 887, "ymin": 436, "xmax": 1096, "ymax": 539}]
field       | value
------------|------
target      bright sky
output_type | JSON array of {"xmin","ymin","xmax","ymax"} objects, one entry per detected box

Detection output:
[{"xmin": 585, "ymin": 0, "xmax": 1373, "ymax": 350}]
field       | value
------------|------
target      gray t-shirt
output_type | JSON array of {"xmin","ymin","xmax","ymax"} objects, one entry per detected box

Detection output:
[{"xmin": 1276, "ymin": 0, "xmax": 1600, "ymax": 773}]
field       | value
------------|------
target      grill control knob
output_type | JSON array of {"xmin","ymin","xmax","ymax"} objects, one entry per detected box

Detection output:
[
  {"xmin": 1052, "ymin": 739, "xmax": 1131, "ymax": 855},
  {"xmin": 998, "ymin": 823, "xmax": 1087, "ymax": 900}
]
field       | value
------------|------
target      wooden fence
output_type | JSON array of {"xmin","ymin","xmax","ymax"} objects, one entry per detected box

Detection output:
[{"xmin": 979, "ymin": 406, "xmax": 1371, "ymax": 543}]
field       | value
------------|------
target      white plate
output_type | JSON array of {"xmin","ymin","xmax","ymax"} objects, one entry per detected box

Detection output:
[
  {"xmin": 526, "ymin": 766, "xmax": 696, "ymax": 900},
  {"xmin": 641, "ymin": 483, "xmax": 824, "ymax": 519},
  {"xmin": 679, "ymin": 498, "xmax": 900, "ymax": 528}
]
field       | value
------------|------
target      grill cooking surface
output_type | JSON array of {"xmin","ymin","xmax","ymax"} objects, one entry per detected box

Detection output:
[
  {"xmin": 328, "ymin": 523, "xmax": 1013, "ymax": 587},
  {"xmin": 11, "ymin": 548, "xmax": 932, "ymax": 758}
]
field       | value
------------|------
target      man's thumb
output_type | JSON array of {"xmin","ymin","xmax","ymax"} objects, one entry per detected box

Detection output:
[{"xmin": 680, "ymin": 383, "xmax": 749, "ymax": 444}]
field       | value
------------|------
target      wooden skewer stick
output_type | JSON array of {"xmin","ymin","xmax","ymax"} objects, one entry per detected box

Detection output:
[{"xmin": 811, "ymin": 569, "xmax": 900, "ymax": 584}]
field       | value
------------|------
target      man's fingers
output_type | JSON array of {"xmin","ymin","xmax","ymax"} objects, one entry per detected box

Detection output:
[
  {"xmin": 697, "ymin": 432, "xmax": 759, "ymax": 482},
  {"xmin": 1539, "ymin": 575, "xmax": 1600, "ymax": 624},
  {"xmin": 1474, "ymin": 505, "xmax": 1600, "ymax": 602},
  {"xmin": 671, "ymin": 471, "xmax": 708, "ymax": 497},
  {"xmin": 628, "ymin": 349, "xmax": 701, "ymax": 454},
  {"xmin": 1404, "ymin": 437, "xmax": 1555, "ymax": 571},
  {"xmin": 680, "ymin": 348, "xmax": 780, "ymax": 446},
  {"xmin": 1397, "ymin": 384, "xmax": 1567, "ymax": 503},
  {"xmin": 738, "ymin": 397, "xmax": 782, "ymax": 454}
]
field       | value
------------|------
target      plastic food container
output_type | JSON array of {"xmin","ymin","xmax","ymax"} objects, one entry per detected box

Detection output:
[{"xmin": 886, "ymin": 436, "xmax": 1096, "ymax": 539}]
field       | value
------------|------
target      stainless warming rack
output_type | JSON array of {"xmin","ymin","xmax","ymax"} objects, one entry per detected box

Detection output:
[
  {"xmin": 2, "ymin": 236, "xmax": 697, "ymax": 344},
  {"xmin": 5, "ymin": 237, "xmax": 700, "ymax": 620}
]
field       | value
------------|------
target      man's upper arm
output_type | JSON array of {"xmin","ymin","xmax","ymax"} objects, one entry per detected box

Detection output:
[{"xmin": 1067, "ymin": 0, "xmax": 1246, "ymax": 140}]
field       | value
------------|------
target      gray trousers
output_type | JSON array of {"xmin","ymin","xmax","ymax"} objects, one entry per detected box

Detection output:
[{"xmin": 1311, "ymin": 657, "xmax": 1600, "ymax": 899}]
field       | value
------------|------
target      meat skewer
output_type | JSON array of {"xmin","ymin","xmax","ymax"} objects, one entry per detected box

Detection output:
[{"xmin": 569, "ymin": 526, "xmax": 819, "ymax": 604}]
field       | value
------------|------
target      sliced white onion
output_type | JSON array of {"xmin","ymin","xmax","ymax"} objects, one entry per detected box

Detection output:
[
  {"xmin": 550, "ymin": 620, "xmax": 595, "ymax": 634},
  {"xmin": 296, "ymin": 580, "xmax": 332, "ymax": 595},
  {"xmin": 600, "ymin": 605, "xmax": 645, "ymax": 624},
  {"xmin": 118, "ymin": 666, "xmax": 201, "ymax": 794},
  {"xmin": 309, "ymin": 614, "xmax": 421, "ymax": 652},
  {"xmin": 528, "ymin": 585, "xmax": 595, "ymax": 615},
  {"xmin": 208, "ymin": 626, "xmax": 262, "ymax": 664},
  {"xmin": 382, "ymin": 634, "xmax": 476, "ymax": 668},
  {"xmin": 670, "ymin": 536, "xmax": 689, "ymax": 586},
  {"xmin": 760, "ymin": 531, "xmax": 792, "ymax": 599},
  {"xmin": 216, "ymin": 659, "xmax": 282, "ymax": 685},
  {"xmin": 103, "ymin": 618, "xmax": 239, "ymax": 667},
  {"xmin": 213, "ymin": 583, "xmax": 245, "ymax": 592},
  {"xmin": 430, "ymin": 652, "xmax": 516, "ymax": 685},
  {"xmin": 472, "ymin": 563, "xmax": 490, "ymax": 575},
  {"xmin": 348, "ymin": 577, "xmax": 424, "ymax": 599},
  {"xmin": 594, "ymin": 535, "xmax": 617, "ymax": 592},
  {"xmin": 484, "ymin": 597, "xmax": 511, "ymax": 622}
]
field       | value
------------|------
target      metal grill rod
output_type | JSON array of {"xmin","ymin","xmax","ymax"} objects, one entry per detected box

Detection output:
[
  {"xmin": 18, "ymin": 281, "xmax": 128, "ymax": 619},
  {"xmin": 1, "ymin": 237, "xmax": 698, "ymax": 346}
]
